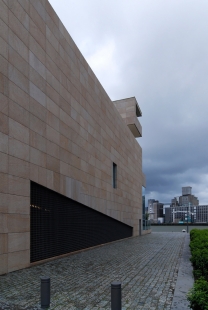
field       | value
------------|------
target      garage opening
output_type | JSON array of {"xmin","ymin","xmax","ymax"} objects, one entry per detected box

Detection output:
[{"xmin": 30, "ymin": 181, "xmax": 133, "ymax": 263}]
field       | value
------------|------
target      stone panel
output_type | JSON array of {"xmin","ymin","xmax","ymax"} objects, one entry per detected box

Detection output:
[
  {"xmin": 52, "ymin": 172, "xmax": 60, "ymax": 192},
  {"xmin": 29, "ymin": 3, "xmax": 46, "ymax": 36},
  {"xmin": 9, "ymin": 64, "xmax": 29, "ymax": 93},
  {"xmin": 29, "ymin": 35, "xmax": 45, "ymax": 65},
  {"xmin": 46, "ymin": 97, "xmax": 59, "ymax": 117},
  {"xmin": 9, "ymin": 137, "xmax": 29, "ymax": 161},
  {"xmin": 0, "ymin": 233, "xmax": 7, "ymax": 254},
  {"xmin": 9, "ymin": 100, "xmax": 29, "ymax": 128},
  {"xmin": 46, "ymin": 110, "xmax": 59, "ymax": 131},
  {"xmin": 8, "ymin": 249, "xmax": 30, "ymax": 272},
  {"xmin": 29, "ymin": 51, "xmax": 46, "ymax": 79},
  {"xmin": 0, "ymin": 193, "xmax": 8, "ymax": 213},
  {"xmin": 7, "ymin": 194, "xmax": 30, "ymax": 214},
  {"xmin": 38, "ymin": 166, "xmax": 47, "ymax": 187},
  {"xmin": 45, "ymin": 41, "xmax": 60, "ymax": 77},
  {"xmin": 29, "ymin": 82, "xmax": 46, "ymax": 107},
  {"xmin": 29, "ymin": 97, "xmax": 47, "ymax": 122},
  {"xmin": 17, "ymin": 0, "xmax": 30, "ymax": 15},
  {"xmin": 46, "ymin": 140, "xmax": 59, "ymax": 159},
  {"xmin": 0, "ymin": 37, "xmax": 8, "ymax": 60},
  {"xmin": 8, "ymin": 29, "xmax": 28, "ymax": 62},
  {"xmin": 0, "ymin": 132, "xmax": 8, "ymax": 154},
  {"xmin": 0, "ymin": 213, "xmax": 7, "ymax": 233},
  {"xmin": 0, "ymin": 0, "xmax": 8, "ymax": 25},
  {"xmin": 9, "ymin": 118, "xmax": 29, "ymax": 144},
  {"xmin": 30, "ymin": 163, "xmax": 39, "ymax": 184},
  {"xmin": 8, "ymin": 232, "xmax": 30, "ymax": 253},
  {"xmin": 9, "ymin": 156, "xmax": 29, "ymax": 179},
  {"xmin": 30, "ymin": 146, "xmax": 46, "ymax": 168},
  {"xmin": 0, "ymin": 152, "xmax": 8, "ymax": 173},
  {"xmin": 30, "ymin": 18, "xmax": 45, "ymax": 51},
  {"xmin": 9, "ymin": 81, "xmax": 30, "ymax": 111},
  {"xmin": 8, "ymin": 0, "xmax": 29, "ymax": 30},
  {"xmin": 9, "ymin": 46, "xmax": 29, "ymax": 78},
  {"xmin": 29, "ymin": 113, "xmax": 46, "ymax": 137},
  {"xmin": 46, "ymin": 169, "xmax": 53, "ymax": 189},
  {"xmin": 30, "ymin": 130, "xmax": 47, "ymax": 153},
  {"xmin": 46, "ymin": 69, "xmax": 60, "ymax": 94},
  {"xmin": 0, "ymin": 254, "xmax": 7, "ymax": 274},
  {"xmin": 46, "ymin": 83, "xmax": 59, "ymax": 104},
  {"xmin": 8, "ymin": 175, "xmax": 30, "ymax": 197},
  {"xmin": 0, "ymin": 172, "xmax": 8, "ymax": 194},
  {"xmin": 30, "ymin": 0, "xmax": 46, "ymax": 22},
  {"xmin": 0, "ymin": 18, "xmax": 8, "ymax": 43},
  {"xmin": 46, "ymin": 124, "xmax": 60, "ymax": 145},
  {"xmin": 46, "ymin": 25, "xmax": 59, "ymax": 52},
  {"xmin": 9, "ymin": 10, "xmax": 29, "ymax": 47},
  {"xmin": 0, "ymin": 93, "xmax": 8, "ymax": 118},
  {"xmin": 0, "ymin": 74, "xmax": 9, "ymax": 99},
  {"xmin": 46, "ymin": 154, "xmax": 59, "ymax": 173},
  {"xmin": 30, "ymin": 67, "xmax": 46, "ymax": 96},
  {"xmin": 7, "ymin": 214, "xmax": 30, "ymax": 233}
]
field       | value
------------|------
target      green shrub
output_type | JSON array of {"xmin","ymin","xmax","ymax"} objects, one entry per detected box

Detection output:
[
  {"xmin": 187, "ymin": 277, "xmax": 208, "ymax": 310},
  {"xmin": 190, "ymin": 229, "xmax": 208, "ymax": 243},
  {"xmin": 189, "ymin": 229, "xmax": 208, "ymax": 281},
  {"xmin": 191, "ymin": 249, "xmax": 208, "ymax": 278},
  {"xmin": 188, "ymin": 229, "xmax": 208, "ymax": 309},
  {"xmin": 190, "ymin": 229, "xmax": 199, "ymax": 241},
  {"xmin": 193, "ymin": 269, "xmax": 203, "ymax": 279}
]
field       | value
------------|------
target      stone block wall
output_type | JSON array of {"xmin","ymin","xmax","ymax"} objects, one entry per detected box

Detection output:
[{"xmin": 0, "ymin": 0, "xmax": 144, "ymax": 274}]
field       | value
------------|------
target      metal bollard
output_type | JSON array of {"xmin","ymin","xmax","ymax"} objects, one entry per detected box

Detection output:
[
  {"xmin": 40, "ymin": 276, "xmax": 50, "ymax": 309},
  {"xmin": 111, "ymin": 282, "xmax": 121, "ymax": 310}
]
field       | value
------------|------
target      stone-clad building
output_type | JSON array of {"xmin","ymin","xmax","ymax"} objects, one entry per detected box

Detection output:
[{"xmin": 0, "ymin": 0, "xmax": 146, "ymax": 275}]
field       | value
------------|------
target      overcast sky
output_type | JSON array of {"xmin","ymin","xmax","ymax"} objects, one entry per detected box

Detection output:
[{"xmin": 49, "ymin": 0, "xmax": 208, "ymax": 205}]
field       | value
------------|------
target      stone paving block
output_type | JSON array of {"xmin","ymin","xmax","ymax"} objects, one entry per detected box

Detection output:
[{"xmin": 0, "ymin": 233, "xmax": 191, "ymax": 309}]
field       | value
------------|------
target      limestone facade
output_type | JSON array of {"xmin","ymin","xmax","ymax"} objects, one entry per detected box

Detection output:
[{"xmin": 0, "ymin": 0, "xmax": 145, "ymax": 275}]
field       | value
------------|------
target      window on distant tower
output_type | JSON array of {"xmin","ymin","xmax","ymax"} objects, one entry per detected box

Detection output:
[{"xmin": 113, "ymin": 163, "xmax": 117, "ymax": 188}]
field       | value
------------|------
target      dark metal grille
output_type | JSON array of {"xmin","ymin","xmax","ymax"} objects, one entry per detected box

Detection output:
[{"xmin": 30, "ymin": 181, "xmax": 133, "ymax": 263}]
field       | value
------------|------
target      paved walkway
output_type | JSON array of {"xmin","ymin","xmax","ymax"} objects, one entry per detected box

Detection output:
[
  {"xmin": 0, "ymin": 233, "xmax": 192, "ymax": 310},
  {"xmin": 171, "ymin": 234, "xmax": 193, "ymax": 310}
]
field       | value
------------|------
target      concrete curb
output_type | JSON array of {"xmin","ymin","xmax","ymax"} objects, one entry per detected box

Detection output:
[{"xmin": 171, "ymin": 233, "xmax": 194, "ymax": 309}]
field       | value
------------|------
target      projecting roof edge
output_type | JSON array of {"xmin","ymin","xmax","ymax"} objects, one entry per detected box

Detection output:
[
  {"xmin": 135, "ymin": 98, "xmax": 142, "ymax": 117},
  {"xmin": 113, "ymin": 97, "xmax": 142, "ymax": 117}
]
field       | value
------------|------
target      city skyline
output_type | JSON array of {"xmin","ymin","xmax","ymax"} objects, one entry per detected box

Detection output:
[
  {"xmin": 49, "ymin": 0, "xmax": 208, "ymax": 205},
  {"xmin": 149, "ymin": 186, "xmax": 200, "ymax": 205}
]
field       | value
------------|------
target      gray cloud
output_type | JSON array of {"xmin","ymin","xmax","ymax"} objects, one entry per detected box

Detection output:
[{"xmin": 49, "ymin": 0, "xmax": 208, "ymax": 204}]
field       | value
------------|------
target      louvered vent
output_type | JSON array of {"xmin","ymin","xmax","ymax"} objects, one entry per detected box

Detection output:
[{"xmin": 30, "ymin": 181, "xmax": 133, "ymax": 262}]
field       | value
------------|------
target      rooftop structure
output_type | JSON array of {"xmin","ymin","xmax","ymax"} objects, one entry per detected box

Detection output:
[{"xmin": 113, "ymin": 97, "xmax": 142, "ymax": 138}]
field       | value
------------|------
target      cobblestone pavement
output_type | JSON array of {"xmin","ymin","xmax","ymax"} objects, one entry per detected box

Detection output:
[{"xmin": 0, "ymin": 233, "xmax": 186, "ymax": 310}]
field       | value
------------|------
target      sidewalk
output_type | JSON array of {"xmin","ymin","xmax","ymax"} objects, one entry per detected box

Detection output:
[
  {"xmin": 171, "ymin": 233, "xmax": 194, "ymax": 310},
  {"xmin": 0, "ymin": 233, "xmax": 189, "ymax": 309}
]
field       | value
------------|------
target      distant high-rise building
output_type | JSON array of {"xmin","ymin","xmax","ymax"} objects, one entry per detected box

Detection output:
[
  {"xmin": 196, "ymin": 205, "xmax": 208, "ymax": 223},
  {"xmin": 164, "ymin": 208, "xmax": 171, "ymax": 223},
  {"xmin": 148, "ymin": 199, "xmax": 156, "ymax": 215},
  {"xmin": 148, "ymin": 199, "xmax": 164, "ymax": 223},
  {"xmin": 166, "ymin": 187, "xmax": 199, "ymax": 223},
  {"xmin": 171, "ymin": 197, "xmax": 179, "ymax": 206},
  {"xmin": 172, "ymin": 187, "xmax": 199, "ymax": 207}
]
